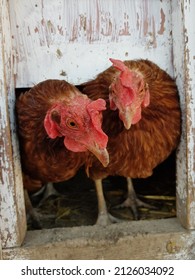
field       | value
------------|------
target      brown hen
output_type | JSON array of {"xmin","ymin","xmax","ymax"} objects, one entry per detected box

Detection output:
[
  {"xmin": 81, "ymin": 59, "xmax": 181, "ymax": 225},
  {"xmin": 16, "ymin": 79, "xmax": 109, "ymax": 226}
]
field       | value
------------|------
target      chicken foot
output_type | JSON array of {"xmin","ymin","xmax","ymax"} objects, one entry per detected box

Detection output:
[
  {"xmin": 25, "ymin": 183, "xmax": 59, "ymax": 228},
  {"xmin": 36, "ymin": 182, "xmax": 60, "ymax": 207},
  {"xmin": 24, "ymin": 189, "xmax": 42, "ymax": 229},
  {"xmin": 94, "ymin": 179, "xmax": 121, "ymax": 226},
  {"xmin": 114, "ymin": 177, "xmax": 156, "ymax": 220}
]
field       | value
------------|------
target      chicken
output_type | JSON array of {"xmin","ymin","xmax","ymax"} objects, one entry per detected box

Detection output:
[
  {"xmin": 16, "ymin": 79, "xmax": 109, "ymax": 226},
  {"xmin": 81, "ymin": 59, "xmax": 181, "ymax": 225}
]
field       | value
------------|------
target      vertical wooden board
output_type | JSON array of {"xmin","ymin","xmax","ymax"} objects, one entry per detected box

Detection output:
[
  {"xmin": 172, "ymin": 0, "xmax": 195, "ymax": 229},
  {"xmin": 171, "ymin": 0, "xmax": 187, "ymax": 226},
  {"xmin": 183, "ymin": 0, "xmax": 195, "ymax": 228},
  {"xmin": 10, "ymin": 0, "xmax": 173, "ymax": 87},
  {"xmin": 0, "ymin": 240, "xmax": 2, "ymax": 259},
  {"xmin": 0, "ymin": 0, "xmax": 26, "ymax": 248}
]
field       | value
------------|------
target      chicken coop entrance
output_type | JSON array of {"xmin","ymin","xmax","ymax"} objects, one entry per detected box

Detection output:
[{"xmin": 1, "ymin": 0, "xmax": 195, "ymax": 259}]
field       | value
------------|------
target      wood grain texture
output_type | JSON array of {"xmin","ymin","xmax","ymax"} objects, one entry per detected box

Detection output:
[
  {"xmin": 172, "ymin": 0, "xmax": 195, "ymax": 229},
  {"xmin": 0, "ymin": 0, "xmax": 26, "ymax": 249},
  {"xmin": 9, "ymin": 0, "xmax": 173, "ymax": 87}
]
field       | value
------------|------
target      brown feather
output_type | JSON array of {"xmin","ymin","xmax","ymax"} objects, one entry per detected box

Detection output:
[
  {"xmin": 82, "ymin": 59, "xmax": 181, "ymax": 180},
  {"xmin": 16, "ymin": 80, "xmax": 88, "ymax": 191}
]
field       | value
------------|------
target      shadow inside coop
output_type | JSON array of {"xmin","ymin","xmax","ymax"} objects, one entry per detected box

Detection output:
[{"xmin": 29, "ymin": 151, "xmax": 176, "ymax": 230}]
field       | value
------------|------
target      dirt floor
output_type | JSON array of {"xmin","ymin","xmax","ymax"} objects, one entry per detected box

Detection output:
[{"xmin": 28, "ymin": 151, "xmax": 176, "ymax": 230}]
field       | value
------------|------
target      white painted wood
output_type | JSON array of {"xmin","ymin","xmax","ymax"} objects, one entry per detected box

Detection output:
[
  {"xmin": 0, "ymin": 0, "xmax": 26, "ymax": 248},
  {"xmin": 172, "ymin": 0, "xmax": 195, "ymax": 229},
  {"xmin": 9, "ymin": 0, "xmax": 173, "ymax": 87},
  {"xmin": 0, "ymin": 240, "xmax": 2, "ymax": 260}
]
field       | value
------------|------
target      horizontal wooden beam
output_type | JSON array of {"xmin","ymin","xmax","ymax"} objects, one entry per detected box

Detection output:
[
  {"xmin": 9, "ymin": 0, "xmax": 174, "ymax": 87},
  {"xmin": 2, "ymin": 218, "xmax": 195, "ymax": 260}
]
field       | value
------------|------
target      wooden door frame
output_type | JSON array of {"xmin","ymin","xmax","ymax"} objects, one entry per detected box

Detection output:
[
  {"xmin": 0, "ymin": 0, "xmax": 26, "ymax": 250},
  {"xmin": 172, "ymin": 0, "xmax": 195, "ymax": 229}
]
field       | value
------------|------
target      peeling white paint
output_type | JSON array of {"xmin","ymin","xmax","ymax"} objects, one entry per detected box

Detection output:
[
  {"xmin": 0, "ymin": 0, "xmax": 26, "ymax": 249},
  {"xmin": 9, "ymin": 0, "xmax": 173, "ymax": 87},
  {"xmin": 172, "ymin": 0, "xmax": 195, "ymax": 229}
]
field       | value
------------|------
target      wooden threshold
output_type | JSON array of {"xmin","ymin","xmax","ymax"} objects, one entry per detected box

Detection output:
[{"xmin": 2, "ymin": 218, "xmax": 195, "ymax": 260}]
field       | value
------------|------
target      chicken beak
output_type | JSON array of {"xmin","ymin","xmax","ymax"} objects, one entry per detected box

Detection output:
[
  {"xmin": 123, "ymin": 115, "xmax": 132, "ymax": 130},
  {"xmin": 119, "ymin": 108, "xmax": 133, "ymax": 130},
  {"xmin": 88, "ymin": 145, "xmax": 109, "ymax": 167}
]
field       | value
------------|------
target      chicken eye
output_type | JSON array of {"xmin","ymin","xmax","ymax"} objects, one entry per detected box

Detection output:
[{"xmin": 66, "ymin": 118, "xmax": 78, "ymax": 129}]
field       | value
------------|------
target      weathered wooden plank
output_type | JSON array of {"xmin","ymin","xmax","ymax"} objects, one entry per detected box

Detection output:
[
  {"xmin": 171, "ymin": 0, "xmax": 195, "ymax": 229},
  {"xmin": 9, "ymin": 0, "xmax": 173, "ymax": 87},
  {"xmin": 0, "ymin": 0, "xmax": 26, "ymax": 248},
  {"xmin": 0, "ymin": 240, "xmax": 2, "ymax": 260},
  {"xmin": 2, "ymin": 219, "xmax": 195, "ymax": 260}
]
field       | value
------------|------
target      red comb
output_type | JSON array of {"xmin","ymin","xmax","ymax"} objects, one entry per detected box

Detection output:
[
  {"xmin": 110, "ymin": 58, "xmax": 133, "ymax": 88},
  {"xmin": 109, "ymin": 58, "xmax": 127, "ymax": 72}
]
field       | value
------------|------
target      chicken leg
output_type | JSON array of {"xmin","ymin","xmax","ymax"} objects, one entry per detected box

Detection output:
[
  {"xmin": 114, "ymin": 177, "xmax": 155, "ymax": 219},
  {"xmin": 24, "ymin": 189, "xmax": 42, "ymax": 229},
  {"xmin": 35, "ymin": 182, "xmax": 60, "ymax": 206},
  {"xmin": 94, "ymin": 179, "xmax": 120, "ymax": 226}
]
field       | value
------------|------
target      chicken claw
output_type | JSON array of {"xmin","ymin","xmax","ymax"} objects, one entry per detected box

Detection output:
[
  {"xmin": 94, "ymin": 179, "xmax": 122, "ymax": 226},
  {"xmin": 24, "ymin": 189, "xmax": 42, "ymax": 229},
  {"xmin": 114, "ymin": 178, "xmax": 156, "ymax": 220}
]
